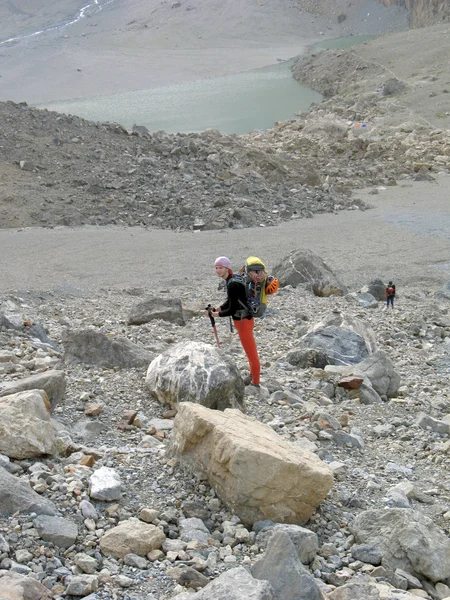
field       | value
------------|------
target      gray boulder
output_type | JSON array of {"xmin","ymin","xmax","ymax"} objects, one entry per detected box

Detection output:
[
  {"xmin": 252, "ymin": 531, "xmax": 325, "ymax": 600},
  {"xmin": 0, "ymin": 312, "xmax": 60, "ymax": 351},
  {"xmin": 298, "ymin": 311, "xmax": 377, "ymax": 366},
  {"xmin": 356, "ymin": 351, "xmax": 400, "ymax": 398},
  {"xmin": 172, "ymin": 566, "xmax": 273, "ymax": 600},
  {"xmin": 351, "ymin": 508, "xmax": 450, "ymax": 582},
  {"xmin": 356, "ymin": 292, "xmax": 379, "ymax": 309},
  {"xmin": 127, "ymin": 296, "xmax": 185, "ymax": 326},
  {"xmin": 0, "ymin": 466, "xmax": 57, "ymax": 516},
  {"xmin": 273, "ymin": 249, "xmax": 347, "ymax": 296},
  {"xmin": 300, "ymin": 326, "xmax": 369, "ymax": 366},
  {"xmin": 255, "ymin": 524, "xmax": 318, "ymax": 565},
  {"xmin": 145, "ymin": 341, "xmax": 245, "ymax": 410},
  {"xmin": 63, "ymin": 328, "xmax": 152, "ymax": 369},
  {"xmin": 0, "ymin": 369, "xmax": 66, "ymax": 410},
  {"xmin": 360, "ymin": 279, "xmax": 386, "ymax": 301},
  {"xmin": 33, "ymin": 515, "xmax": 78, "ymax": 549}
]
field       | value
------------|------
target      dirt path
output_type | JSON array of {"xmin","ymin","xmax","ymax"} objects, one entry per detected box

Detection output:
[{"xmin": 2, "ymin": 175, "xmax": 450, "ymax": 295}]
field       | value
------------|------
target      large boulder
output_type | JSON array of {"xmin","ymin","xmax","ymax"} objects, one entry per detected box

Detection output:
[
  {"xmin": 273, "ymin": 249, "xmax": 347, "ymax": 296},
  {"xmin": 300, "ymin": 326, "xmax": 369, "ymax": 366},
  {"xmin": 63, "ymin": 328, "xmax": 152, "ymax": 368},
  {"xmin": 353, "ymin": 350, "xmax": 401, "ymax": 398},
  {"xmin": 169, "ymin": 403, "xmax": 333, "ymax": 525},
  {"xmin": 99, "ymin": 517, "xmax": 166, "ymax": 559},
  {"xmin": 0, "ymin": 466, "xmax": 57, "ymax": 516},
  {"xmin": 360, "ymin": 279, "xmax": 386, "ymax": 302},
  {"xmin": 0, "ymin": 370, "xmax": 66, "ymax": 410},
  {"xmin": 297, "ymin": 311, "xmax": 376, "ymax": 366},
  {"xmin": 127, "ymin": 296, "xmax": 185, "ymax": 326},
  {"xmin": 351, "ymin": 508, "xmax": 450, "ymax": 582},
  {"xmin": 0, "ymin": 389, "xmax": 56, "ymax": 459},
  {"xmin": 145, "ymin": 341, "xmax": 244, "ymax": 410}
]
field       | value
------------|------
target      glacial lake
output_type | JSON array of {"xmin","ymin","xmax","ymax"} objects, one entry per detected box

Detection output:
[{"xmin": 39, "ymin": 35, "xmax": 375, "ymax": 135}]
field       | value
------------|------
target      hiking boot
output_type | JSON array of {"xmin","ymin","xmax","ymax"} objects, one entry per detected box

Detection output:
[{"xmin": 250, "ymin": 383, "xmax": 260, "ymax": 388}]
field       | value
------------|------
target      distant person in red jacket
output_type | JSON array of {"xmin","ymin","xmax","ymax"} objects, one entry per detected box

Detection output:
[{"xmin": 384, "ymin": 281, "xmax": 396, "ymax": 310}]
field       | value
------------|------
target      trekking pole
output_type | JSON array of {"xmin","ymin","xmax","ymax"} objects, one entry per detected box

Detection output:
[
  {"xmin": 205, "ymin": 304, "xmax": 221, "ymax": 347},
  {"xmin": 229, "ymin": 317, "xmax": 233, "ymax": 332}
]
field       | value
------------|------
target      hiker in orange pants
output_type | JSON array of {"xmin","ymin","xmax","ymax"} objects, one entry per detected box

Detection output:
[
  {"xmin": 233, "ymin": 317, "xmax": 260, "ymax": 385},
  {"xmin": 207, "ymin": 256, "xmax": 261, "ymax": 387}
]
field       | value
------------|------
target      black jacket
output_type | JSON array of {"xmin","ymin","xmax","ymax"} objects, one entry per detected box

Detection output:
[{"xmin": 219, "ymin": 275, "xmax": 251, "ymax": 320}]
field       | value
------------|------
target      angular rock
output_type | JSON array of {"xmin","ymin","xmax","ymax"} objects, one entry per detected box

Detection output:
[
  {"xmin": 169, "ymin": 403, "xmax": 333, "ymax": 525},
  {"xmin": 344, "ymin": 381, "xmax": 383, "ymax": 405},
  {"xmin": 274, "ymin": 248, "xmax": 347, "ymax": 296},
  {"xmin": 89, "ymin": 467, "xmax": 122, "ymax": 501},
  {"xmin": 99, "ymin": 517, "xmax": 166, "ymax": 558},
  {"xmin": 145, "ymin": 341, "xmax": 244, "ymax": 410},
  {"xmin": 252, "ymin": 531, "xmax": 325, "ymax": 600},
  {"xmin": 63, "ymin": 328, "xmax": 151, "ymax": 368},
  {"xmin": 360, "ymin": 279, "xmax": 386, "ymax": 301},
  {"xmin": 65, "ymin": 574, "xmax": 98, "ymax": 596},
  {"xmin": 338, "ymin": 376, "xmax": 364, "ymax": 390},
  {"xmin": 0, "ymin": 466, "xmax": 57, "ymax": 516},
  {"xmin": 328, "ymin": 579, "xmax": 381, "ymax": 599},
  {"xmin": 0, "ymin": 390, "xmax": 56, "ymax": 459},
  {"xmin": 351, "ymin": 544, "xmax": 382, "ymax": 565},
  {"xmin": 171, "ymin": 566, "xmax": 273, "ymax": 600},
  {"xmin": 356, "ymin": 292, "xmax": 379, "ymax": 309},
  {"xmin": 417, "ymin": 412, "xmax": 450, "ymax": 435},
  {"xmin": 179, "ymin": 517, "xmax": 210, "ymax": 544},
  {"xmin": 128, "ymin": 296, "xmax": 185, "ymax": 326},
  {"xmin": 167, "ymin": 565, "xmax": 209, "ymax": 589},
  {"xmin": 0, "ymin": 533, "xmax": 10, "ymax": 553},
  {"xmin": 354, "ymin": 351, "xmax": 401, "ymax": 398},
  {"xmin": 0, "ymin": 571, "xmax": 52, "ymax": 599},
  {"xmin": 255, "ymin": 524, "xmax": 319, "ymax": 564},
  {"xmin": 33, "ymin": 515, "xmax": 78, "ymax": 549},
  {"xmin": 351, "ymin": 508, "xmax": 450, "ymax": 582},
  {"xmin": 0, "ymin": 369, "xmax": 66, "ymax": 409}
]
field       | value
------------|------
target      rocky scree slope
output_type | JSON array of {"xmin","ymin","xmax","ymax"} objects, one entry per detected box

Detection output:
[
  {"xmin": 1, "ymin": 18, "xmax": 450, "ymax": 233},
  {"xmin": 0, "ymin": 100, "xmax": 366, "ymax": 231},
  {"xmin": 1, "ymin": 276, "xmax": 450, "ymax": 598}
]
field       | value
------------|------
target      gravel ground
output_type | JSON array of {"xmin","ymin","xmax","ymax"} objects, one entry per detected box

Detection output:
[{"xmin": 2, "ymin": 174, "xmax": 450, "ymax": 295}]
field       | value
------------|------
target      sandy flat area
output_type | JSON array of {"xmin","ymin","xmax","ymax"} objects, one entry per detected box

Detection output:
[
  {"xmin": 0, "ymin": 0, "xmax": 408, "ymax": 103},
  {"xmin": 1, "ymin": 175, "xmax": 449, "ymax": 295}
]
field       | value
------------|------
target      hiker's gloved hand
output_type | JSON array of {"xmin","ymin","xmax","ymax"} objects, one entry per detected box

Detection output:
[{"xmin": 204, "ymin": 306, "xmax": 217, "ymax": 317}]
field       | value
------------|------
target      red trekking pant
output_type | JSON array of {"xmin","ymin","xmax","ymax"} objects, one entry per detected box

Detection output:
[{"xmin": 233, "ymin": 318, "xmax": 260, "ymax": 385}]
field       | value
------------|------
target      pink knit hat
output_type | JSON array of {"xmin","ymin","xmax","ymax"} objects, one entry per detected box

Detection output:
[{"xmin": 214, "ymin": 256, "xmax": 231, "ymax": 269}]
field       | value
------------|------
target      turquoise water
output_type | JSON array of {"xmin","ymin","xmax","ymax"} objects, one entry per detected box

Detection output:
[
  {"xmin": 39, "ymin": 60, "xmax": 321, "ymax": 135},
  {"xmin": 38, "ymin": 35, "xmax": 376, "ymax": 135}
]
